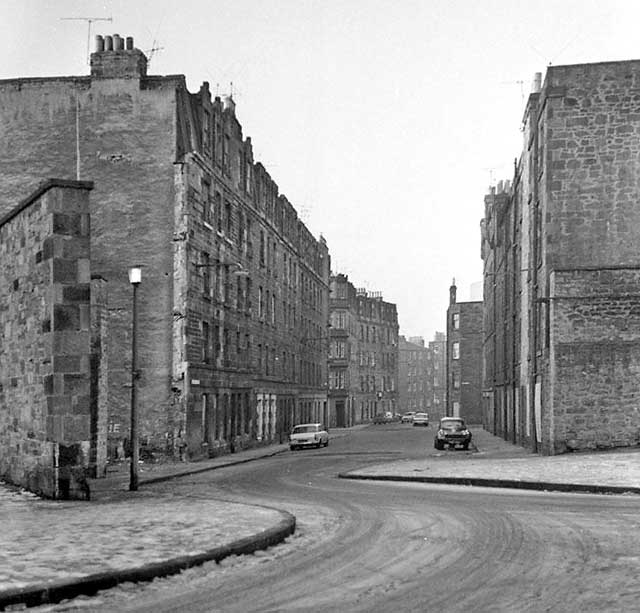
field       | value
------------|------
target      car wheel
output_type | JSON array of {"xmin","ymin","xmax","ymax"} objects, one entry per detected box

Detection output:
[
  {"xmin": 324, "ymin": 439, "xmax": 329, "ymax": 447},
  {"xmin": 462, "ymin": 443, "xmax": 469, "ymax": 451},
  {"xmin": 290, "ymin": 446, "xmax": 297, "ymax": 451},
  {"xmin": 434, "ymin": 440, "xmax": 442, "ymax": 450}
]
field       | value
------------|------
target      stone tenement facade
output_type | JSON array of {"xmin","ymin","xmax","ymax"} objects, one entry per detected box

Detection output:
[
  {"xmin": 0, "ymin": 179, "xmax": 104, "ymax": 498},
  {"xmin": 398, "ymin": 336, "xmax": 432, "ymax": 416},
  {"xmin": 0, "ymin": 34, "xmax": 329, "ymax": 467},
  {"xmin": 481, "ymin": 180, "xmax": 521, "ymax": 441},
  {"xmin": 446, "ymin": 282, "xmax": 483, "ymax": 424},
  {"xmin": 429, "ymin": 332, "xmax": 447, "ymax": 421},
  {"xmin": 481, "ymin": 60, "xmax": 640, "ymax": 454},
  {"xmin": 328, "ymin": 274, "xmax": 399, "ymax": 425}
]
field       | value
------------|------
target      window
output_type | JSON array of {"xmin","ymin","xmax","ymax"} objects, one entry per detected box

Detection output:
[
  {"xmin": 202, "ymin": 393, "xmax": 209, "ymax": 443},
  {"xmin": 271, "ymin": 293, "xmax": 276, "ymax": 325},
  {"xmin": 202, "ymin": 252, "xmax": 211, "ymax": 296},
  {"xmin": 215, "ymin": 192, "xmax": 223, "ymax": 232},
  {"xmin": 225, "ymin": 201, "xmax": 232, "ymax": 237},
  {"xmin": 452, "ymin": 371, "xmax": 460, "ymax": 390},
  {"xmin": 238, "ymin": 212, "xmax": 245, "ymax": 250},
  {"xmin": 223, "ymin": 135, "xmax": 230, "ymax": 172},
  {"xmin": 245, "ymin": 160, "xmax": 252, "ymax": 194},
  {"xmin": 201, "ymin": 179, "xmax": 211, "ymax": 225},
  {"xmin": 453, "ymin": 313, "xmax": 460, "ymax": 330},
  {"xmin": 258, "ymin": 286, "xmax": 264, "ymax": 319},
  {"xmin": 202, "ymin": 321, "xmax": 212, "ymax": 363},
  {"xmin": 452, "ymin": 341, "xmax": 460, "ymax": 360}
]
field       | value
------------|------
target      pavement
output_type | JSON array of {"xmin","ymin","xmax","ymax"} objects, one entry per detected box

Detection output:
[
  {"xmin": 342, "ymin": 426, "xmax": 640, "ymax": 495},
  {"xmin": 2, "ymin": 426, "xmax": 639, "ymax": 610}
]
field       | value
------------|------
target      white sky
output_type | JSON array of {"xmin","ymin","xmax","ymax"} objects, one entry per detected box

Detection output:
[{"xmin": 3, "ymin": 0, "xmax": 640, "ymax": 341}]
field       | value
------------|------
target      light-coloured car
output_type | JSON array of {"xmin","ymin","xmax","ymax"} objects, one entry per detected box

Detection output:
[
  {"xmin": 289, "ymin": 423, "xmax": 329, "ymax": 450},
  {"xmin": 401, "ymin": 412, "xmax": 416, "ymax": 423},
  {"xmin": 412, "ymin": 412, "xmax": 429, "ymax": 427}
]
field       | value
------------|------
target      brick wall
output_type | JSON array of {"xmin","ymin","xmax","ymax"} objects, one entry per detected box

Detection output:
[
  {"xmin": 547, "ymin": 268, "xmax": 640, "ymax": 452},
  {"xmin": 0, "ymin": 180, "xmax": 95, "ymax": 498}
]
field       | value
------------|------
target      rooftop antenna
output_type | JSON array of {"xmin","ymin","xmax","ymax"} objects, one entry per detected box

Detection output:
[
  {"xmin": 500, "ymin": 79, "xmax": 525, "ymax": 102},
  {"xmin": 144, "ymin": 39, "xmax": 164, "ymax": 66},
  {"xmin": 60, "ymin": 16, "xmax": 113, "ymax": 65},
  {"xmin": 482, "ymin": 167, "xmax": 496, "ymax": 186}
]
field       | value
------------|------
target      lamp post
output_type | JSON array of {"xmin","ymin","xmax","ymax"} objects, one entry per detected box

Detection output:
[{"xmin": 128, "ymin": 266, "xmax": 142, "ymax": 491}]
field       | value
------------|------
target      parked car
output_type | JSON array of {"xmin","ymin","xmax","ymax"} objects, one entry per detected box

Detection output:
[
  {"xmin": 434, "ymin": 417, "xmax": 472, "ymax": 450},
  {"xmin": 373, "ymin": 413, "xmax": 392, "ymax": 424},
  {"xmin": 400, "ymin": 412, "xmax": 416, "ymax": 423},
  {"xmin": 289, "ymin": 423, "xmax": 329, "ymax": 450},
  {"xmin": 412, "ymin": 412, "xmax": 429, "ymax": 427}
]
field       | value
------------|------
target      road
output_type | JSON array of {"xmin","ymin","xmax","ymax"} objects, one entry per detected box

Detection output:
[{"xmin": 52, "ymin": 424, "xmax": 640, "ymax": 612}]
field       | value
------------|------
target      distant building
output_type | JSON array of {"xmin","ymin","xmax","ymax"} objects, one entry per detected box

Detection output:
[
  {"xmin": 446, "ymin": 281, "xmax": 483, "ymax": 423},
  {"xmin": 428, "ymin": 332, "xmax": 447, "ymax": 421},
  {"xmin": 481, "ymin": 61, "xmax": 640, "ymax": 454},
  {"xmin": 0, "ymin": 35, "xmax": 330, "ymax": 495},
  {"xmin": 398, "ymin": 336, "xmax": 432, "ymax": 415},
  {"xmin": 329, "ymin": 274, "xmax": 399, "ymax": 425}
]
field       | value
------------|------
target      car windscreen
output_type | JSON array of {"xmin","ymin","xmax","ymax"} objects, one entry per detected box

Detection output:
[
  {"xmin": 440, "ymin": 419, "xmax": 464, "ymax": 430},
  {"xmin": 292, "ymin": 426, "xmax": 317, "ymax": 434}
]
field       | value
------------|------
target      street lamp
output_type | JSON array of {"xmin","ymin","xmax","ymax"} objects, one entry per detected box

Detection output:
[{"xmin": 128, "ymin": 266, "xmax": 142, "ymax": 491}]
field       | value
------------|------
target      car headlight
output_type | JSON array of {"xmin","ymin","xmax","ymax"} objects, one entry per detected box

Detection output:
[
  {"xmin": 437, "ymin": 430, "xmax": 445, "ymax": 437},
  {"xmin": 461, "ymin": 430, "xmax": 469, "ymax": 435}
]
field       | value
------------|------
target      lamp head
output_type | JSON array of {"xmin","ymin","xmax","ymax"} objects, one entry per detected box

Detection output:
[{"xmin": 128, "ymin": 266, "xmax": 142, "ymax": 285}]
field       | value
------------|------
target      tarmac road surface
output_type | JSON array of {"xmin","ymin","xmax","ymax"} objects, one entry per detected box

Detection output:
[{"xmin": 52, "ymin": 425, "xmax": 640, "ymax": 613}]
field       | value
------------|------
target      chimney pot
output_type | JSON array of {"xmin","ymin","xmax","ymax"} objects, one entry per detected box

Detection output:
[
  {"xmin": 126, "ymin": 36, "xmax": 134, "ymax": 50},
  {"xmin": 95, "ymin": 35, "xmax": 104, "ymax": 52},
  {"xmin": 104, "ymin": 35, "xmax": 113, "ymax": 51},
  {"xmin": 113, "ymin": 34, "xmax": 123, "ymax": 50}
]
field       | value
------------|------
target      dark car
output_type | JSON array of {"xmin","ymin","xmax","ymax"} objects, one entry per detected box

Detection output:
[{"xmin": 434, "ymin": 417, "xmax": 472, "ymax": 450}]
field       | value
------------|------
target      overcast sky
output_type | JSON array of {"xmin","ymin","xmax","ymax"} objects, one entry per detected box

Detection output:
[{"xmin": 3, "ymin": 0, "xmax": 640, "ymax": 341}]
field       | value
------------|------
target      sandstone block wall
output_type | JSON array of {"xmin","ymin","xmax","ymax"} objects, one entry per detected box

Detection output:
[
  {"xmin": 0, "ymin": 180, "xmax": 94, "ymax": 498},
  {"xmin": 544, "ymin": 60, "xmax": 640, "ymax": 270},
  {"xmin": 0, "ymin": 72, "xmax": 181, "ymax": 458},
  {"xmin": 548, "ymin": 268, "xmax": 640, "ymax": 452}
]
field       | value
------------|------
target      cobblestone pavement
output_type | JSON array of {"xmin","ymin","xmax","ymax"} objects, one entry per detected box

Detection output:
[{"xmin": 347, "ymin": 427, "xmax": 640, "ymax": 489}]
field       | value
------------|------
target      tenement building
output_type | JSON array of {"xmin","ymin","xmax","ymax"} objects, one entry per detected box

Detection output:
[
  {"xmin": 429, "ymin": 332, "xmax": 447, "ymax": 421},
  {"xmin": 446, "ymin": 281, "xmax": 483, "ymax": 423},
  {"xmin": 328, "ymin": 274, "xmax": 399, "ymax": 425},
  {"xmin": 482, "ymin": 61, "xmax": 640, "ymax": 454},
  {"xmin": 0, "ymin": 35, "xmax": 330, "ymax": 495},
  {"xmin": 398, "ymin": 336, "xmax": 432, "ymax": 416}
]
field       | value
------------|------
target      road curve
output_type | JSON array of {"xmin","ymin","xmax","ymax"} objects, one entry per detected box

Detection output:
[{"xmin": 95, "ymin": 446, "xmax": 640, "ymax": 613}]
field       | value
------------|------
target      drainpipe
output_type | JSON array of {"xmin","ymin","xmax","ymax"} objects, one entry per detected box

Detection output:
[{"xmin": 53, "ymin": 443, "xmax": 60, "ymax": 499}]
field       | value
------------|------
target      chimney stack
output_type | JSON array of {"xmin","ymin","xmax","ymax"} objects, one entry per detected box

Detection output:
[
  {"xmin": 90, "ymin": 34, "xmax": 148, "ymax": 79},
  {"xmin": 449, "ymin": 279, "xmax": 457, "ymax": 306},
  {"xmin": 532, "ymin": 72, "xmax": 542, "ymax": 94}
]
